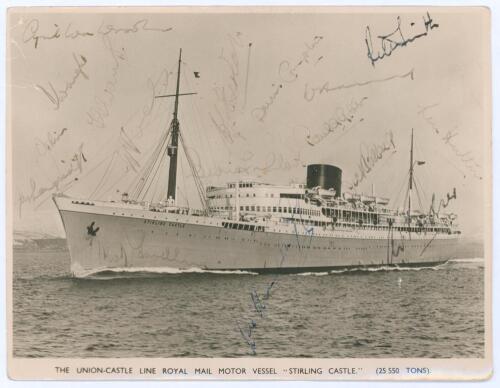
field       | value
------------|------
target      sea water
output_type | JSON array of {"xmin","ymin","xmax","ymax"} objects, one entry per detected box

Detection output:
[{"xmin": 13, "ymin": 249, "xmax": 484, "ymax": 358}]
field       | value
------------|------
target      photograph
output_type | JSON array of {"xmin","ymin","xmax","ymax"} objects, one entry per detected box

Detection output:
[{"xmin": 6, "ymin": 6, "xmax": 491, "ymax": 380}]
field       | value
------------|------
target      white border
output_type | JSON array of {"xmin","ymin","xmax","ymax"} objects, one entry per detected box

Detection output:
[{"xmin": 1, "ymin": 1, "xmax": 498, "ymax": 387}]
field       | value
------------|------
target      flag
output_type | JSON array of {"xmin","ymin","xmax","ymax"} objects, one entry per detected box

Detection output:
[
  {"xmin": 193, "ymin": 71, "xmax": 200, "ymax": 78},
  {"xmin": 417, "ymin": 161, "xmax": 425, "ymax": 165}
]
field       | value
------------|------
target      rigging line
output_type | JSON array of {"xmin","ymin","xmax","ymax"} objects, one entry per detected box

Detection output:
[
  {"xmin": 96, "ymin": 156, "xmax": 148, "ymax": 200},
  {"xmin": 131, "ymin": 125, "xmax": 171, "ymax": 199},
  {"xmin": 58, "ymin": 148, "xmax": 116, "ymax": 197},
  {"xmin": 147, "ymin": 142, "xmax": 165, "ymax": 203},
  {"xmin": 138, "ymin": 130, "xmax": 171, "ymax": 202},
  {"xmin": 181, "ymin": 68, "xmax": 218, "ymax": 175},
  {"xmin": 180, "ymin": 133, "xmax": 208, "ymax": 211},
  {"xmin": 418, "ymin": 167, "xmax": 433, "ymax": 203},
  {"xmin": 391, "ymin": 169, "xmax": 411, "ymax": 207},
  {"xmin": 413, "ymin": 139, "xmax": 433, "ymax": 187},
  {"xmin": 391, "ymin": 170, "xmax": 410, "ymax": 210},
  {"xmin": 423, "ymin": 127, "xmax": 469, "ymax": 178},
  {"xmin": 89, "ymin": 153, "xmax": 117, "ymax": 199},
  {"xmin": 413, "ymin": 177, "xmax": 425, "ymax": 212},
  {"xmin": 413, "ymin": 174, "xmax": 428, "ymax": 208},
  {"xmin": 150, "ymin": 156, "xmax": 167, "ymax": 204},
  {"xmin": 179, "ymin": 72, "xmax": 201, "ymax": 151},
  {"xmin": 120, "ymin": 127, "xmax": 141, "ymax": 153},
  {"xmin": 178, "ymin": 158, "xmax": 189, "ymax": 208},
  {"xmin": 97, "ymin": 170, "xmax": 135, "ymax": 200},
  {"xmin": 139, "ymin": 137, "xmax": 170, "ymax": 202},
  {"xmin": 178, "ymin": 153, "xmax": 190, "ymax": 208},
  {"xmin": 94, "ymin": 127, "xmax": 154, "ymax": 201},
  {"xmin": 128, "ymin": 132, "xmax": 166, "ymax": 197},
  {"xmin": 189, "ymin": 92, "xmax": 217, "ymax": 174},
  {"xmin": 139, "ymin": 157, "xmax": 163, "ymax": 203},
  {"xmin": 402, "ymin": 185, "xmax": 410, "ymax": 214},
  {"xmin": 242, "ymin": 42, "xmax": 252, "ymax": 109},
  {"xmin": 135, "ymin": 130, "xmax": 169, "ymax": 194},
  {"xmin": 179, "ymin": 133, "xmax": 203, "ymax": 190}
]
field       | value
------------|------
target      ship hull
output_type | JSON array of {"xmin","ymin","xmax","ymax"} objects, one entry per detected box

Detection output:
[{"xmin": 54, "ymin": 197, "xmax": 459, "ymax": 277}]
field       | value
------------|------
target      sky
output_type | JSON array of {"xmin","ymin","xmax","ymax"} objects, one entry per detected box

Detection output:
[{"xmin": 7, "ymin": 7, "xmax": 490, "ymax": 238}]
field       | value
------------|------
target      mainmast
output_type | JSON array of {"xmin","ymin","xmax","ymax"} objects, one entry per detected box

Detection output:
[{"xmin": 408, "ymin": 128, "xmax": 414, "ymax": 220}]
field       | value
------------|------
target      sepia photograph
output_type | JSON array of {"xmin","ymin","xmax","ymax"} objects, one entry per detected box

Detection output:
[{"xmin": 6, "ymin": 5, "xmax": 492, "ymax": 380}]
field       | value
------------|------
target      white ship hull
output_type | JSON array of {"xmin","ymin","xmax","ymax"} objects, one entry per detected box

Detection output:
[{"xmin": 54, "ymin": 196, "xmax": 459, "ymax": 277}]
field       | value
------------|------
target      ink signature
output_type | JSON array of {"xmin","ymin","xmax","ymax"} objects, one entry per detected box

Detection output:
[
  {"xmin": 237, "ymin": 246, "xmax": 289, "ymax": 355},
  {"xmin": 86, "ymin": 35, "xmax": 127, "ymax": 128},
  {"xmin": 36, "ymin": 53, "xmax": 89, "ymax": 110},
  {"xmin": 34, "ymin": 127, "xmax": 69, "ymax": 156},
  {"xmin": 418, "ymin": 104, "xmax": 482, "ymax": 180},
  {"xmin": 365, "ymin": 12, "xmax": 439, "ymax": 67},
  {"xmin": 419, "ymin": 231, "xmax": 439, "ymax": 257},
  {"xmin": 238, "ymin": 320, "xmax": 257, "ymax": 355},
  {"xmin": 97, "ymin": 19, "xmax": 173, "ymax": 36},
  {"xmin": 429, "ymin": 188, "xmax": 457, "ymax": 215},
  {"xmin": 278, "ymin": 35, "xmax": 323, "ymax": 83},
  {"xmin": 194, "ymin": 150, "xmax": 306, "ymax": 179},
  {"xmin": 210, "ymin": 33, "xmax": 251, "ymax": 145},
  {"xmin": 251, "ymin": 288, "xmax": 266, "ymax": 318},
  {"xmin": 134, "ymin": 69, "xmax": 170, "ymax": 136},
  {"xmin": 251, "ymin": 83, "xmax": 282, "ymax": 122},
  {"xmin": 387, "ymin": 224, "xmax": 405, "ymax": 263},
  {"xmin": 304, "ymin": 69, "xmax": 414, "ymax": 102},
  {"xmin": 349, "ymin": 131, "xmax": 397, "ymax": 190},
  {"xmin": 252, "ymin": 35, "xmax": 323, "ymax": 123},
  {"xmin": 18, "ymin": 143, "xmax": 87, "ymax": 216},
  {"xmin": 304, "ymin": 97, "xmax": 368, "ymax": 146},
  {"xmin": 22, "ymin": 18, "xmax": 172, "ymax": 49},
  {"xmin": 22, "ymin": 19, "xmax": 94, "ymax": 49},
  {"xmin": 89, "ymin": 128, "xmax": 141, "ymax": 198}
]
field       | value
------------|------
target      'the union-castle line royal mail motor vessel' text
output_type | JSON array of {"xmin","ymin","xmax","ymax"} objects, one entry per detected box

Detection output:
[{"xmin": 53, "ymin": 50, "xmax": 461, "ymax": 277}]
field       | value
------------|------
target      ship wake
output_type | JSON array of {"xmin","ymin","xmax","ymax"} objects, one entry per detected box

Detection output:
[
  {"xmin": 293, "ymin": 258, "xmax": 483, "ymax": 276},
  {"xmin": 74, "ymin": 266, "xmax": 259, "ymax": 279},
  {"xmin": 295, "ymin": 263, "xmax": 448, "ymax": 276}
]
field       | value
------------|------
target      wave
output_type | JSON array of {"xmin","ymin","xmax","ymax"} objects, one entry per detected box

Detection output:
[
  {"xmin": 73, "ymin": 257, "xmax": 484, "ymax": 279},
  {"xmin": 294, "ymin": 264, "xmax": 447, "ymax": 277},
  {"xmin": 75, "ymin": 266, "xmax": 258, "ymax": 279},
  {"xmin": 448, "ymin": 257, "xmax": 484, "ymax": 263},
  {"xmin": 293, "ymin": 259, "xmax": 485, "ymax": 277},
  {"xmin": 295, "ymin": 272, "xmax": 330, "ymax": 277}
]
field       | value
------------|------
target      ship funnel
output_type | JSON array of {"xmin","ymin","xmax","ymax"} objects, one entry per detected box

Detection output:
[{"xmin": 306, "ymin": 164, "xmax": 342, "ymax": 197}]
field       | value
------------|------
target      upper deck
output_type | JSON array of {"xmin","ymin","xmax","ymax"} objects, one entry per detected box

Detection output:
[{"xmin": 205, "ymin": 180, "xmax": 459, "ymax": 236}]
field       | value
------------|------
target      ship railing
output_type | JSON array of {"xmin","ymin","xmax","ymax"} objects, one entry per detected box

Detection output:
[{"xmin": 147, "ymin": 204, "xmax": 208, "ymax": 216}]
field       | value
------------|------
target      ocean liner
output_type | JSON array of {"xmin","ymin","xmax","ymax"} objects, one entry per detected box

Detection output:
[{"xmin": 53, "ymin": 50, "xmax": 460, "ymax": 277}]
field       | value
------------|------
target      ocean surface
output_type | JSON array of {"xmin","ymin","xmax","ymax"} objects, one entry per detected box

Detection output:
[{"xmin": 13, "ymin": 248, "xmax": 484, "ymax": 358}]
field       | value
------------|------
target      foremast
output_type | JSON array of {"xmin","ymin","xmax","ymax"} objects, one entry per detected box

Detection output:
[
  {"xmin": 166, "ymin": 49, "xmax": 183, "ymax": 201},
  {"xmin": 408, "ymin": 128, "xmax": 414, "ymax": 219},
  {"xmin": 154, "ymin": 48, "xmax": 196, "ymax": 204}
]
